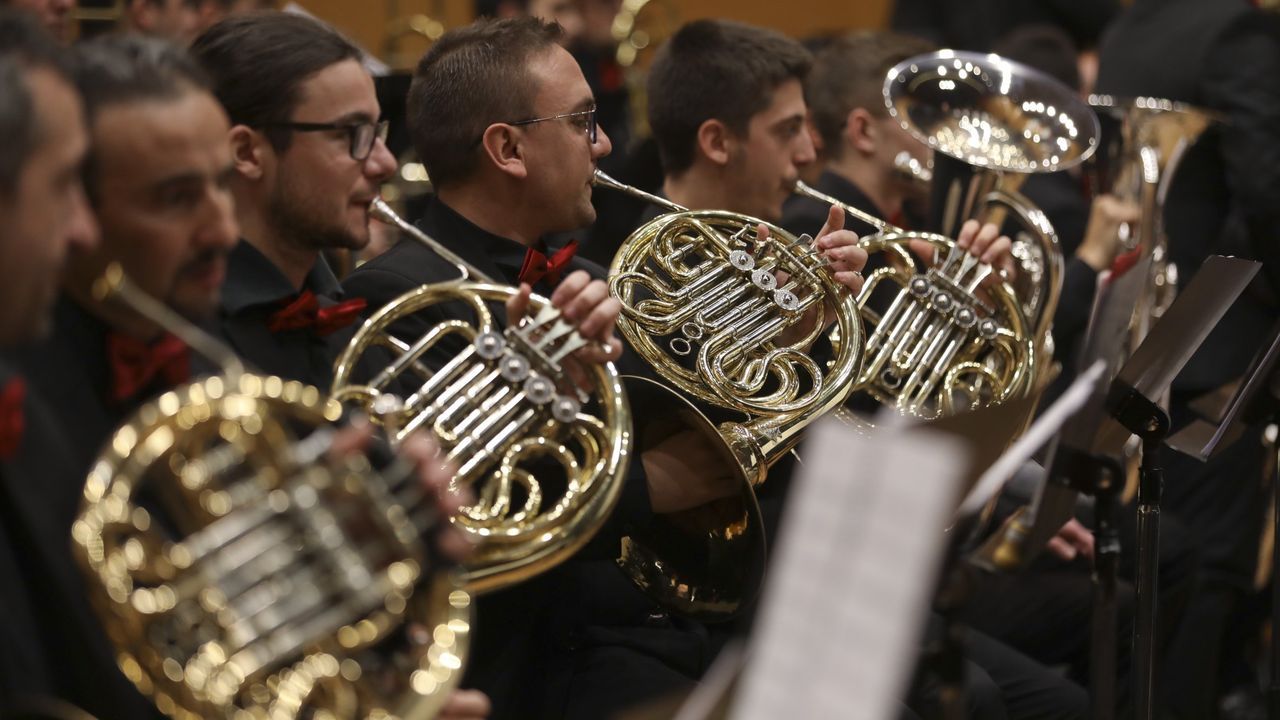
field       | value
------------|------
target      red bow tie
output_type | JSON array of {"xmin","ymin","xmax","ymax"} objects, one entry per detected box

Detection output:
[
  {"xmin": 518, "ymin": 240, "xmax": 579, "ymax": 287},
  {"xmin": 267, "ymin": 290, "xmax": 367, "ymax": 336},
  {"xmin": 0, "ymin": 377, "xmax": 24, "ymax": 461},
  {"xmin": 1110, "ymin": 248, "xmax": 1143, "ymax": 281},
  {"xmin": 107, "ymin": 332, "xmax": 190, "ymax": 404}
]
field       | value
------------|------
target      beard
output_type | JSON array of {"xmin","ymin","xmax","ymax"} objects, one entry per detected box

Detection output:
[{"xmin": 266, "ymin": 179, "xmax": 368, "ymax": 253}]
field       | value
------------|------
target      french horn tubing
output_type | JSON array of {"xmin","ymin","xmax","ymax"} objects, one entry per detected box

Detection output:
[
  {"xmin": 333, "ymin": 200, "xmax": 764, "ymax": 622},
  {"xmin": 72, "ymin": 264, "xmax": 470, "ymax": 720}
]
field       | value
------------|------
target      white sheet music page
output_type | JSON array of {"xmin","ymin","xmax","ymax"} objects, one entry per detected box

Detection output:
[{"xmin": 729, "ymin": 417, "xmax": 968, "ymax": 720}]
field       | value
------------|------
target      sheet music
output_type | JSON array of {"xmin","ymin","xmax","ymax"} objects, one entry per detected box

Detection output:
[{"xmin": 728, "ymin": 418, "xmax": 968, "ymax": 720}]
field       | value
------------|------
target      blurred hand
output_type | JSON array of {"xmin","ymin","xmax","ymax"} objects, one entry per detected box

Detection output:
[
  {"xmin": 641, "ymin": 429, "xmax": 739, "ymax": 514},
  {"xmin": 330, "ymin": 420, "xmax": 473, "ymax": 562},
  {"xmin": 1046, "ymin": 517, "xmax": 1095, "ymax": 563},
  {"xmin": 439, "ymin": 689, "xmax": 492, "ymax": 720},
  {"xmin": 1077, "ymin": 194, "xmax": 1142, "ymax": 272}
]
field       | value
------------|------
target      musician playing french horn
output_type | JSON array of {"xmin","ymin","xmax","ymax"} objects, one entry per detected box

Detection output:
[
  {"xmin": 0, "ymin": 30, "xmax": 486, "ymax": 720},
  {"xmin": 640, "ymin": 19, "xmax": 1106, "ymax": 720},
  {"xmin": 190, "ymin": 13, "xmax": 398, "ymax": 390},
  {"xmin": 339, "ymin": 18, "xmax": 754, "ymax": 719}
]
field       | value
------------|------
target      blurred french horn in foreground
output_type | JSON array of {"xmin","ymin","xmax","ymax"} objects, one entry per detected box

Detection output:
[
  {"xmin": 73, "ymin": 264, "xmax": 469, "ymax": 719},
  {"xmin": 333, "ymin": 199, "xmax": 764, "ymax": 623}
]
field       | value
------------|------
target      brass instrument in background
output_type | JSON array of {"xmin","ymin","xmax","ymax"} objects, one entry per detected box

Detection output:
[
  {"xmin": 73, "ymin": 265, "xmax": 469, "ymax": 719},
  {"xmin": 825, "ymin": 49, "xmax": 1101, "ymax": 417},
  {"xmin": 611, "ymin": 0, "xmax": 679, "ymax": 140},
  {"xmin": 894, "ymin": 149, "xmax": 934, "ymax": 192},
  {"xmin": 593, "ymin": 169, "xmax": 864, "ymax": 477},
  {"xmin": 333, "ymin": 200, "xmax": 764, "ymax": 622},
  {"xmin": 1087, "ymin": 94, "xmax": 1217, "ymax": 359}
]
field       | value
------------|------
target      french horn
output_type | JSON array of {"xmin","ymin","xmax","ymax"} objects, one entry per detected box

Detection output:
[
  {"xmin": 592, "ymin": 170, "xmax": 864, "ymax": 478},
  {"xmin": 332, "ymin": 200, "xmax": 764, "ymax": 622},
  {"xmin": 72, "ymin": 265, "xmax": 470, "ymax": 719},
  {"xmin": 795, "ymin": 50, "xmax": 1098, "ymax": 417}
]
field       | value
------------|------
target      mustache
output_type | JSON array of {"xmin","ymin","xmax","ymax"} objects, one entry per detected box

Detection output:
[{"xmin": 178, "ymin": 247, "xmax": 229, "ymax": 277}]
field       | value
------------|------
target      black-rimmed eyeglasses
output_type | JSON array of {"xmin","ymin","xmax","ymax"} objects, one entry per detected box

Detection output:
[{"xmin": 262, "ymin": 119, "xmax": 390, "ymax": 161}]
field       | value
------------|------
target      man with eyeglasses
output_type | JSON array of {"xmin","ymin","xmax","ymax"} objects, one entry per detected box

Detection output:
[
  {"xmin": 343, "ymin": 15, "xmax": 748, "ymax": 720},
  {"xmin": 189, "ymin": 13, "xmax": 398, "ymax": 389}
]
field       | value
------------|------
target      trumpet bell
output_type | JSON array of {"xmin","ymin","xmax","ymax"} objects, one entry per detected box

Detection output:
[{"xmin": 73, "ymin": 374, "xmax": 470, "ymax": 718}]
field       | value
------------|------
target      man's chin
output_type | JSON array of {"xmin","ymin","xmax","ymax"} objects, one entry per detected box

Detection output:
[{"xmin": 171, "ymin": 294, "xmax": 221, "ymax": 325}]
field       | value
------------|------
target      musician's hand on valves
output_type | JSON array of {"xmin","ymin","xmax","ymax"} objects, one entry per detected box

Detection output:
[
  {"xmin": 1076, "ymin": 194, "xmax": 1141, "ymax": 272},
  {"xmin": 505, "ymin": 272, "xmax": 623, "ymax": 365},
  {"xmin": 909, "ymin": 219, "xmax": 1017, "ymax": 287},
  {"xmin": 1046, "ymin": 517, "xmax": 1096, "ymax": 563},
  {"xmin": 642, "ymin": 430, "xmax": 739, "ymax": 514},
  {"xmin": 773, "ymin": 204, "xmax": 868, "ymax": 345},
  {"xmin": 815, "ymin": 204, "xmax": 869, "ymax": 294}
]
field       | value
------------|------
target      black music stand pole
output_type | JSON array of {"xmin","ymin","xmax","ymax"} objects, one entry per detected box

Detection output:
[
  {"xmin": 1049, "ymin": 445, "xmax": 1125, "ymax": 720},
  {"xmin": 1106, "ymin": 383, "xmax": 1172, "ymax": 720}
]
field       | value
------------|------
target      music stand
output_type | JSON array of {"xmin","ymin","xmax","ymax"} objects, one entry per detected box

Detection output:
[{"xmin": 1005, "ymin": 255, "xmax": 1260, "ymax": 720}]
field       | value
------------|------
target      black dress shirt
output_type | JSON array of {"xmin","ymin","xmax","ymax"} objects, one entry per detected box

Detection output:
[{"xmin": 218, "ymin": 239, "xmax": 357, "ymax": 390}]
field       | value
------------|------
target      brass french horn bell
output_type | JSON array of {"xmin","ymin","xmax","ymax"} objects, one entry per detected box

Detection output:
[{"xmin": 74, "ymin": 263, "xmax": 470, "ymax": 719}]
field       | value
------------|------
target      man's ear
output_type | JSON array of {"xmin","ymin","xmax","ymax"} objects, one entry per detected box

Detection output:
[
  {"xmin": 695, "ymin": 118, "xmax": 733, "ymax": 167},
  {"xmin": 229, "ymin": 124, "xmax": 268, "ymax": 181},
  {"xmin": 480, "ymin": 123, "xmax": 528, "ymax": 180},
  {"xmin": 845, "ymin": 108, "xmax": 879, "ymax": 155}
]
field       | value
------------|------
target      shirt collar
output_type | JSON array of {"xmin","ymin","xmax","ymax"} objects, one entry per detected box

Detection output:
[
  {"xmin": 220, "ymin": 239, "xmax": 343, "ymax": 315},
  {"xmin": 419, "ymin": 197, "xmax": 555, "ymax": 286}
]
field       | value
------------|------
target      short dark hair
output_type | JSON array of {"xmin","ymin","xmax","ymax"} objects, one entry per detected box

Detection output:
[
  {"xmin": 72, "ymin": 35, "xmax": 211, "ymax": 201},
  {"xmin": 190, "ymin": 12, "xmax": 362, "ymax": 153},
  {"xmin": 0, "ymin": 9, "xmax": 73, "ymax": 195},
  {"xmin": 991, "ymin": 24, "xmax": 1081, "ymax": 93},
  {"xmin": 806, "ymin": 31, "xmax": 936, "ymax": 161},
  {"xmin": 407, "ymin": 16, "xmax": 563, "ymax": 189},
  {"xmin": 647, "ymin": 19, "xmax": 812, "ymax": 175}
]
